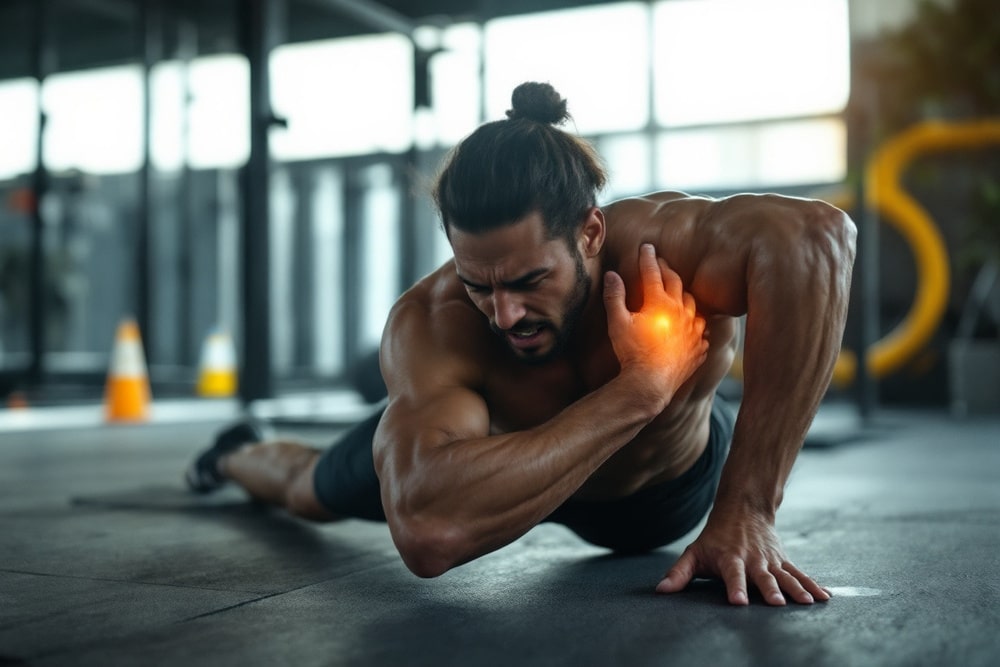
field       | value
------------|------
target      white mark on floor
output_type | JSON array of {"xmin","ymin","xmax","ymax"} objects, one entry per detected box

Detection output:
[{"xmin": 827, "ymin": 586, "xmax": 882, "ymax": 597}]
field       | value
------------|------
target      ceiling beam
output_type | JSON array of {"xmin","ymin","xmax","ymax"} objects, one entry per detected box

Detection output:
[
  {"xmin": 65, "ymin": 0, "xmax": 136, "ymax": 23},
  {"xmin": 296, "ymin": 0, "xmax": 418, "ymax": 40}
]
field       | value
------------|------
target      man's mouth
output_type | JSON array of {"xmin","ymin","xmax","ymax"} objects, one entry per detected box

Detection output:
[
  {"xmin": 504, "ymin": 323, "xmax": 548, "ymax": 349},
  {"xmin": 510, "ymin": 324, "xmax": 542, "ymax": 338}
]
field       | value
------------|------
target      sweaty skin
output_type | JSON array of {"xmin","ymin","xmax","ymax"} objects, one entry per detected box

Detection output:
[{"xmin": 374, "ymin": 191, "xmax": 856, "ymax": 606}]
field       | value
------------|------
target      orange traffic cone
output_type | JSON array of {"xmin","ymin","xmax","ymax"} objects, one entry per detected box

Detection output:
[
  {"xmin": 104, "ymin": 318, "xmax": 151, "ymax": 422},
  {"xmin": 196, "ymin": 327, "xmax": 238, "ymax": 397},
  {"xmin": 6, "ymin": 391, "xmax": 29, "ymax": 410}
]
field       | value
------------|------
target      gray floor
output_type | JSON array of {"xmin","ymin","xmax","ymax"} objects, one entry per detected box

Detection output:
[{"xmin": 1, "ymin": 407, "xmax": 998, "ymax": 666}]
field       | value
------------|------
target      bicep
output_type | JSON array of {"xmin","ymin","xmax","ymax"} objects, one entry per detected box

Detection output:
[
  {"xmin": 373, "ymin": 299, "xmax": 492, "ymax": 480},
  {"xmin": 376, "ymin": 384, "xmax": 490, "ymax": 471}
]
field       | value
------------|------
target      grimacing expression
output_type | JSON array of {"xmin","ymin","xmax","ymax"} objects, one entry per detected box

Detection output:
[{"xmin": 450, "ymin": 215, "xmax": 593, "ymax": 364}]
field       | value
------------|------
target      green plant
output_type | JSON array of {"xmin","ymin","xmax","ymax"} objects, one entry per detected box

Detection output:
[
  {"xmin": 881, "ymin": 0, "xmax": 1000, "ymax": 126},
  {"xmin": 872, "ymin": 0, "xmax": 1000, "ymax": 270}
]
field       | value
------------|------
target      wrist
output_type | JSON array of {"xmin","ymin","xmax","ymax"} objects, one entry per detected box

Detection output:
[
  {"xmin": 711, "ymin": 486, "xmax": 781, "ymax": 523},
  {"xmin": 613, "ymin": 365, "xmax": 672, "ymax": 417}
]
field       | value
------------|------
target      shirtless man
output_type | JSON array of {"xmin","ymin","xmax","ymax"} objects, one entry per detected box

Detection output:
[{"xmin": 186, "ymin": 82, "xmax": 857, "ymax": 607}]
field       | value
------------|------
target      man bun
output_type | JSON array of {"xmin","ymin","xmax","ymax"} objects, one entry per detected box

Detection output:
[{"xmin": 505, "ymin": 82, "xmax": 570, "ymax": 125}]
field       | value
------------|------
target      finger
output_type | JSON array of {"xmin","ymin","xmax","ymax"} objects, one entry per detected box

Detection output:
[
  {"xmin": 770, "ymin": 565, "xmax": 814, "ymax": 605},
  {"xmin": 603, "ymin": 271, "xmax": 630, "ymax": 331},
  {"xmin": 657, "ymin": 256, "xmax": 683, "ymax": 303},
  {"xmin": 720, "ymin": 557, "xmax": 749, "ymax": 606},
  {"xmin": 751, "ymin": 566, "xmax": 787, "ymax": 606},
  {"xmin": 655, "ymin": 549, "xmax": 697, "ymax": 594},
  {"xmin": 682, "ymin": 292, "xmax": 696, "ymax": 318},
  {"xmin": 638, "ymin": 244, "xmax": 665, "ymax": 305},
  {"xmin": 693, "ymin": 315, "xmax": 706, "ymax": 339},
  {"xmin": 782, "ymin": 561, "xmax": 831, "ymax": 602}
]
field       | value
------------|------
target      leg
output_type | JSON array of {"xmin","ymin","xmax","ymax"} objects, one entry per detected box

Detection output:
[
  {"xmin": 185, "ymin": 408, "xmax": 387, "ymax": 522},
  {"xmin": 219, "ymin": 441, "xmax": 337, "ymax": 522},
  {"xmin": 310, "ymin": 408, "xmax": 387, "ymax": 521}
]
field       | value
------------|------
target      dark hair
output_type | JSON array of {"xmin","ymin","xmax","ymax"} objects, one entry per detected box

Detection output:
[{"xmin": 433, "ymin": 82, "xmax": 607, "ymax": 244}]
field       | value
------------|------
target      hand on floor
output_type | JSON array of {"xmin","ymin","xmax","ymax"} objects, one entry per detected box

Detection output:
[{"xmin": 654, "ymin": 508, "xmax": 831, "ymax": 606}]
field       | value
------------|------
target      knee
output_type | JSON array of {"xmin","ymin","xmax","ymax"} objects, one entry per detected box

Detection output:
[{"xmin": 284, "ymin": 466, "xmax": 334, "ymax": 521}]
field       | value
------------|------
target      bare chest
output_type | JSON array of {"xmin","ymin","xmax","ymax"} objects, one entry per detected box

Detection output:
[
  {"xmin": 482, "ymin": 343, "xmax": 619, "ymax": 434},
  {"xmin": 479, "ymin": 317, "xmax": 736, "ymax": 498}
]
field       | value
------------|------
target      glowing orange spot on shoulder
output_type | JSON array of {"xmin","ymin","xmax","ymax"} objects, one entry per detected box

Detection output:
[{"xmin": 634, "ymin": 307, "xmax": 692, "ymax": 362}]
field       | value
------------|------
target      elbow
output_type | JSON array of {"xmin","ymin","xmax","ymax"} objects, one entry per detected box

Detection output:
[
  {"xmin": 812, "ymin": 200, "xmax": 858, "ymax": 266},
  {"xmin": 389, "ymin": 514, "xmax": 468, "ymax": 579}
]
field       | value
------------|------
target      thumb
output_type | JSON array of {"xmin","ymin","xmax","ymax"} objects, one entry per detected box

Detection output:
[
  {"xmin": 603, "ymin": 271, "xmax": 629, "ymax": 328},
  {"xmin": 656, "ymin": 550, "xmax": 697, "ymax": 594}
]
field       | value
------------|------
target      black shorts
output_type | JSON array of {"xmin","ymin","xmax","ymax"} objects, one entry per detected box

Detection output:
[
  {"xmin": 313, "ymin": 397, "xmax": 736, "ymax": 551},
  {"xmin": 544, "ymin": 398, "xmax": 735, "ymax": 552}
]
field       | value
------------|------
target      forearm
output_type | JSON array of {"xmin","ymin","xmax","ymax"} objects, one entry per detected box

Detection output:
[
  {"xmin": 714, "ymin": 207, "xmax": 856, "ymax": 517},
  {"xmin": 382, "ymin": 371, "xmax": 664, "ymax": 573}
]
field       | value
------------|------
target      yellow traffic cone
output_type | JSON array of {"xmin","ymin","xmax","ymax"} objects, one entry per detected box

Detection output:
[
  {"xmin": 104, "ymin": 318, "xmax": 151, "ymax": 422},
  {"xmin": 196, "ymin": 328, "xmax": 238, "ymax": 397}
]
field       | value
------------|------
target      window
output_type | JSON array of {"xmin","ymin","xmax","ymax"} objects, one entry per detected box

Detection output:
[
  {"xmin": 42, "ymin": 65, "xmax": 144, "ymax": 174},
  {"xmin": 270, "ymin": 35, "xmax": 413, "ymax": 160},
  {"xmin": 653, "ymin": 0, "xmax": 850, "ymax": 126},
  {"xmin": 185, "ymin": 55, "xmax": 249, "ymax": 169},
  {"xmin": 360, "ymin": 164, "xmax": 401, "ymax": 350},
  {"xmin": 427, "ymin": 23, "xmax": 483, "ymax": 146},
  {"xmin": 657, "ymin": 117, "xmax": 847, "ymax": 191},
  {"xmin": 0, "ymin": 78, "xmax": 39, "ymax": 180},
  {"xmin": 485, "ymin": 3, "xmax": 650, "ymax": 135}
]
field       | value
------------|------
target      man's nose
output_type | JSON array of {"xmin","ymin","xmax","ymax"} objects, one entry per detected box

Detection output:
[{"xmin": 492, "ymin": 290, "xmax": 526, "ymax": 330}]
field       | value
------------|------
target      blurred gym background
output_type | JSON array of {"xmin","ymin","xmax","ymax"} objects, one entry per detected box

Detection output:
[{"xmin": 0, "ymin": 0, "xmax": 997, "ymax": 426}]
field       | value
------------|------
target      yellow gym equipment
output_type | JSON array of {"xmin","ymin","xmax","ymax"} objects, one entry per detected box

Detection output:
[{"xmin": 831, "ymin": 118, "xmax": 1000, "ymax": 386}]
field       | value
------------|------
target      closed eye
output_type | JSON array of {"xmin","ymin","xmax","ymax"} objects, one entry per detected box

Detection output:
[
  {"xmin": 457, "ymin": 268, "xmax": 550, "ymax": 293},
  {"xmin": 460, "ymin": 279, "xmax": 490, "ymax": 294}
]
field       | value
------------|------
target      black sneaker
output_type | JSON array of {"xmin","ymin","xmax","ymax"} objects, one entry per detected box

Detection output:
[{"xmin": 185, "ymin": 420, "xmax": 271, "ymax": 493}]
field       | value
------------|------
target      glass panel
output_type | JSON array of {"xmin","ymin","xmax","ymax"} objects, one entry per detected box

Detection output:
[
  {"xmin": 187, "ymin": 55, "xmax": 249, "ymax": 169},
  {"xmin": 270, "ymin": 35, "xmax": 413, "ymax": 160},
  {"xmin": 42, "ymin": 65, "xmax": 144, "ymax": 175},
  {"xmin": 656, "ymin": 117, "xmax": 846, "ymax": 191},
  {"xmin": 215, "ymin": 171, "xmax": 241, "ymax": 349},
  {"xmin": 429, "ymin": 23, "xmax": 482, "ymax": 146},
  {"xmin": 757, "ymin": 118, "xmax": 847, "ymax": 185},
  {"xmin": 311, "ymin": 166, "xmax": 345, "ymax": 376},
  {"xmin": 597, "ymin": 133, "xmax": 653, "ymax": 200},
  {"xmin": 653, "ymin": 0, "xmax": 850, "ymax": 126},
  {"xmin": 40, "ymin": 173, "xmax": 136, "ymax": 368},
  {"xmin": 485, "ymin": 3, "xmax": 650, "ymax": 135},
  {"xmin": 270, "ymin": 167, "xmax": 295, "ymax": 372},
  {"xmin": 150, "ymin": 61, "xmax": 185, "ymax": 173},
  {"xmin": 359, "ymin": 164, "xmax": 400, "ymax": 351},
  {"xmin": 0, "ymin": 78, "xmax": 39, "ymax": 180},
  {"xmin": 0, "ymin": 184, "xmax": 32, "ymax": 371}
]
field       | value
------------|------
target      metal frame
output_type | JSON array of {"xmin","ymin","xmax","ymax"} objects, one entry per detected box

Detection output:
[
  {"xmin": 28, "ymin": 0, "xmax": 56, "ymax": 387},
  {"xmin": 138, "ymin": 0, "xmax": 162, "ymax": 364},
  {"xmin": 296, "ymin": 0, "xmax": 418, "ymax": 40},
  {"xmin": 238, "ymin": 0, "xmax": 287, "ymax": 403}
]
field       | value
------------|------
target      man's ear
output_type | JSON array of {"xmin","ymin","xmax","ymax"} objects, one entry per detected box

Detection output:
[{"xmin": 578, "ymin": 207, "xmax": 606, "ymax": 258}]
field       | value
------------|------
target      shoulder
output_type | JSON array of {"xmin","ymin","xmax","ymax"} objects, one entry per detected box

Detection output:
[
  {"xmin": 382, "ymin": 262, "xmax": 493, "ymax": 394},
  {"xmin": 601, "ymin": 191, "xmax": 855, "ymax": 314},
  {"xmin": 600, "ymin": 191, "xmax": 719, "ymax": 293},
  {"xmin": 601, "ymin": 190, "xmax": 713, "ymax": 225},
  {"xmin": 603, "ymin": 190, "xmax": 852, "ymax": 256}
]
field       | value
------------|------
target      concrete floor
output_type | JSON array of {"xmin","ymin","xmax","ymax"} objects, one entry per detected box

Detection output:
[{"xmin": 1, "ymin": 406, "xmax": 998, "ymax": 666}]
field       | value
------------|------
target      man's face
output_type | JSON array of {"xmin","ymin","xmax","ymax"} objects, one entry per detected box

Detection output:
[{"xmin": 450, "ymin": 212, "xmax": 593, "ymax": 363}]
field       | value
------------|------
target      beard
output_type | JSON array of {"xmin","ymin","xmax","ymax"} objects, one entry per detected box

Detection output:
[{"xmin": 492, "ymin": 250, "xmax": 591, "ymax": 364}]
